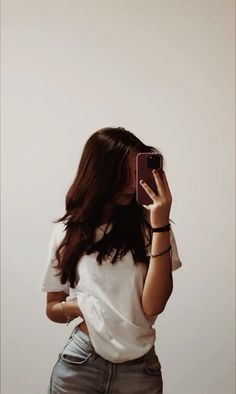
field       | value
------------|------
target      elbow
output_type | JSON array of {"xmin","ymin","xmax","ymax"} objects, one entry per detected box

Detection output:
[
  {"xmin": 142, "ymin": 298, "xmax": 165, "ymax": 318},
  {"xmin": 46, "ymin": 308, "xmax": 53, "ymax": 321},
  {"xmin": 143, "ymin": 283, "xmax": 174, "ymax": 318},
  {"xmin": 144, "ymin": 305, "xmax": 165, "ymax": 319},
  {"xmin": 46, "ymin": 306, "xmax": 56, "ymax": 322}
]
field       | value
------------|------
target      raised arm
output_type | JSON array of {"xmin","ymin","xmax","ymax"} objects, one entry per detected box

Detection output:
[{"xmin": 140, "ymin": 169, "xmax": 173, "ymax": 317}]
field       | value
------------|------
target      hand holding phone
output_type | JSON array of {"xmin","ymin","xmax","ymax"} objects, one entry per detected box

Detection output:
[
  {"xmin": 136, "ymin": 152, "xmax": 172, "ymax": 228},
  {"xmin": 136, "ymin": 153, "xmax": 163, "ymax": 205}
]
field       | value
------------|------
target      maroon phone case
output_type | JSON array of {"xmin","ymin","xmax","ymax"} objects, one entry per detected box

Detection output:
[{"xmin": 136, "ymin": 153, "xmax": 163, "ymax": 205}]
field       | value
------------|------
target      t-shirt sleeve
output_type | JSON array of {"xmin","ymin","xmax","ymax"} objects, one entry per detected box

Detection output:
[
  {"xmin": 145, "ymin": 227, "xmax": 183, "ymax": 271},
  {"xmin": 169, "ymin": 228, "xmax": 183, "ymax": 271},
  {"xmin": 38, "ymin": 221, "xmax": 70, "ymax": 294}
]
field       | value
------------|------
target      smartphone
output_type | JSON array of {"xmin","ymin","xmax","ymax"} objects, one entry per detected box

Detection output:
[{"xmin": 136, "ymin": 153, "xmax": 163, "ymax": 205}]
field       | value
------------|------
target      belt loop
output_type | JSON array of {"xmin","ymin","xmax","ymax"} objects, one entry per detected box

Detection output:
[{"xmin": 69, "ymin": 325, "xmax": 77, "ymax": 339}]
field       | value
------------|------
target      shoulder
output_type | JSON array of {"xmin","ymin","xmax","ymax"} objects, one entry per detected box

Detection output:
[
  {"xmin": 51, "ymin": 221, "xmax": 66, "ymax": 241},
  {"xmin": 47, "ymin": 221, "xmax": 66, "ymax": 253}
]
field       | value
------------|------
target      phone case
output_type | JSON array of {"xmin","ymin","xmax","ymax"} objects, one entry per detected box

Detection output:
[{"xmin": 136, "ymin": 153, "xmax": 163, "ymax": 205}]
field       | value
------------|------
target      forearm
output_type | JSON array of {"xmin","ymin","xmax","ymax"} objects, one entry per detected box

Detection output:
[
  {"xmin": 46, "ymin": 300, "xmax": 84, "ymax": 324},
  {"xmin": 142, "ymin": 231, "xmax": 173, "ymax": 317}
]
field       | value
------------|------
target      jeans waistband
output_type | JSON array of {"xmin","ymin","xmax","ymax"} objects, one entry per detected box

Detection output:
[{"xmin": 73, "ymin": 325, "xmax": 91, "ymax": 342}]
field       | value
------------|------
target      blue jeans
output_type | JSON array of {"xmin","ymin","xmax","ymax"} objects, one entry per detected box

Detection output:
[{"xmin": 47, "ymin": 324, "xmax": 163, "ymax": 393}]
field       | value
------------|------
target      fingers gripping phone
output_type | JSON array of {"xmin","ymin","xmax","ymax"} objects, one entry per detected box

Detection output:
[{"xmin": 136, "ymin": 153, "xmax": 163, "ymax": 205}]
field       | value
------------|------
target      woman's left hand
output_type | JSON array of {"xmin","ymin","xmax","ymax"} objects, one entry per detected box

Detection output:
[{"xmin": 140, "ymin": 170, "xmax": 172, "ymax": 228}]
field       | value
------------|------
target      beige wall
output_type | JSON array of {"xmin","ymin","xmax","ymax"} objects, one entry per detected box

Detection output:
[{"xmin": 1, "ymin": 1, "xmax": 235, "ymax": 393}]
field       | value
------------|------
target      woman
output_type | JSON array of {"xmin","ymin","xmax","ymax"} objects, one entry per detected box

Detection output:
[{"xmin": 39, "ymin": 126, "xmax": 182, "ymax": 394}]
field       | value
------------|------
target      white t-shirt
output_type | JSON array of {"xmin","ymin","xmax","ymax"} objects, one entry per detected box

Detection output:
[{"xmin": 39, "ymin": 221, "xmax": 182, "ymax": 363}]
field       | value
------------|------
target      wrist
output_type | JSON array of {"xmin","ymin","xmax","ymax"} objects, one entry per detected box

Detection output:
[
  {"xmin": 60, "ymin": 301, "xmax": 74, "ymax": 325},
  {"xmin": 151, "ymin": 223, "xmax": 171, "ymax": 232},
  {"xmin": 151, "ymin": 231, "xmax": 170, "ymax": 255},
  {"xmin": 150, "ymin": 218, "xmax": 170, "ymax": 229},
  {"xmin": 151, "ymin": 230, "xmax": 170, "ymax": 243}
]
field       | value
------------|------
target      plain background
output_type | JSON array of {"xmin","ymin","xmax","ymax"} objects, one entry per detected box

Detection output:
[{"xmin": 1, "ymin": 1, "xmax": 235, "ymax": 393}]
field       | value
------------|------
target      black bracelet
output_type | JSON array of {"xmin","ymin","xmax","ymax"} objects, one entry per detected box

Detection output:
[
  {"xmin": 150, "ymin": 245, "xmax": 172, "ymax": 258},
  {"xmin": 151, "ymin": 223, "xmax": 171, "ymax": 232}
]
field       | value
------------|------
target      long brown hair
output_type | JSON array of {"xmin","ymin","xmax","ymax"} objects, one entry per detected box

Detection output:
[{"xmin": 53, "ymin": 127, "xmax": 166, "ymax": 288}]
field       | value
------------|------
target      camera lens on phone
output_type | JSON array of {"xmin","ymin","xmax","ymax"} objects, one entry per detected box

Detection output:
[{"xmin": 147, "ymin": 155, "xmax": 161, "ymax": 169}]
